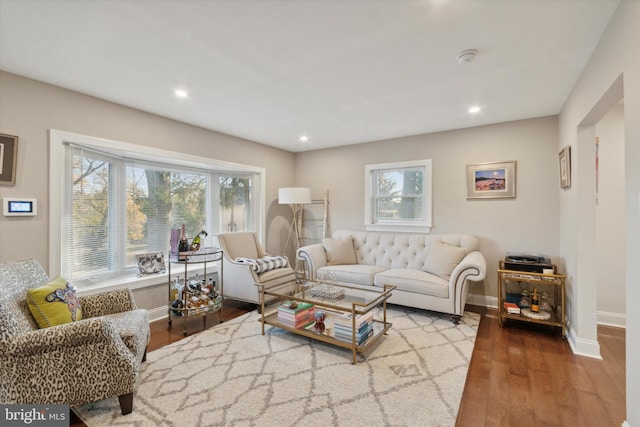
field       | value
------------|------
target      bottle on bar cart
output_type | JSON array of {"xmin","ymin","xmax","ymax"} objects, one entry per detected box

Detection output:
[{"xmin": 178, "ymin": 224, "xmax": 189, "ymax": 261}]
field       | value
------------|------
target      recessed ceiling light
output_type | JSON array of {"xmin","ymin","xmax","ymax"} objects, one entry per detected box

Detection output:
[
  {"xmin": 174, "ymin": 89, "xmax": 189, "ymax": 98},
  {"xmin": 298, "ymin": 135, "xmax": 309, "ymax": 143},
  {"xmin": 468, "ymin": 106, "xmax": 481, "ymax": 114}
]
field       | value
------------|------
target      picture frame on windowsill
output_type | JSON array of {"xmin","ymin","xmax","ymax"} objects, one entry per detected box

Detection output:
[{"xmin": 136, "ymin": 252, "xmax": 166, "ymax": 275}]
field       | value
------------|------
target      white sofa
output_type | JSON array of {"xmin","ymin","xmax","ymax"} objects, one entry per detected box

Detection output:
[{"xmin": 297, "ymin": 230, "xmax": 486, "ymax": 322}]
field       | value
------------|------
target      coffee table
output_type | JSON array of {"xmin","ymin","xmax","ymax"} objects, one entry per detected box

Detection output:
[{"xmin": 259, "ymin": 281, "xmax": 395, "ymax": 364}]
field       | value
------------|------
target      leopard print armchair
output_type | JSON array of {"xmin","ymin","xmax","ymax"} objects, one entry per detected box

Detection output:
[{"xmin": 0, "ymin": 259, "xmax": 150, "ymax": 415}]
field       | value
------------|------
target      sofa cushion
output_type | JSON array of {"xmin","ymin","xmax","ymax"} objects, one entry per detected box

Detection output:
[
  {"xmin": 257, "ymin": 265, "xmax": 295, "ymax": 281},
  {"xmin": 424, "ymin": 240, "xmax": 468, "ymax": 279},
  {"xmin": 322, "ymin": 237, "xmax": 357, "ymax": 266},
  {"xmin": 374, "ymin": 268, "xmax": 449, "ymax": 298},
  {"xmin": 317, "ymin": 265, "xmax": 385, "ymax": 286},
  {"xmin": 26, "ymin": 276, "xmax": 83, "ymax": 328}
]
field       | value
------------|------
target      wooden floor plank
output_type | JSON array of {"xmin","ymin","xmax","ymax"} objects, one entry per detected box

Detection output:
[{"xmin": 529, "ymin": 367, "xmax": 562, "ymax": 427}]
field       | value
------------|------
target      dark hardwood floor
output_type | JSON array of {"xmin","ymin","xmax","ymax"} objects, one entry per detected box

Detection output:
[
  {"xmin": 72, "ymin": 301, "xmax": 626, "ymax": 426},
  {"xmin": 456, "ymin": 306, "xmax": 626, "ymax": 427}
]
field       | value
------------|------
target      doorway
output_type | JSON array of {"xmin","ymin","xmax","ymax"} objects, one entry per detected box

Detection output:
[
  {"xmin": 574, "ymin": 74, "xmax": 625, "ymax": 369},
  {"xmin": 595, "ymin": 102, "xmax": 626, "ymax": 329}
]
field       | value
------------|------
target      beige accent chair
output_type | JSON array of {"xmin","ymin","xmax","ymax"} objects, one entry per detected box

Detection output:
[
  {"xmin": 0, "ymin": 259, "xmax": 150, "ymax": 415},
  {"xmin": 216, "ymin": 232, "xmax": 296, "ymax": 306}
]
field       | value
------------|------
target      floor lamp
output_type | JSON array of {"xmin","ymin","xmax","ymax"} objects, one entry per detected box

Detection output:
[{"xmin": 278, "ymin": 187, "xmax": 311, "ymax": 260}]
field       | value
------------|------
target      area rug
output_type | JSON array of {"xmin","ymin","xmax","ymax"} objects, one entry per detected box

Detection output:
[{"xmin": 74, "ymin": 306, "xmax": 480, "ymax": 426}]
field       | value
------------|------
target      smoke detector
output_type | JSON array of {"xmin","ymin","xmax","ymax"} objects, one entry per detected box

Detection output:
[{"xmin": 456, "ymin": 49, "xmax": 478, "ymax": 64}]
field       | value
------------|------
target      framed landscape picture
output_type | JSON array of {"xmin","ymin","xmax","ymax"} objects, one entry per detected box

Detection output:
[
  {"xmin": 0, "ymin": 133, "xmax": 18, "ymax": 186},
  {"xmin": 467, "ymin": 161, "xmax": 516, "ymax": 199}
]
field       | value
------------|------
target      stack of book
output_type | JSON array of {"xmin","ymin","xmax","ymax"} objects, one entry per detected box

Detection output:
[
  {"xmin": 277, "ymin": 301, "xmax": 316, "ymax": 329},
  {"xmin": 333, "ymin": 311, "xmax": 374, "ymax": 345},
  {"xmin": 503, "ymin": 301, "xmax": 521, "ymax": 315}
]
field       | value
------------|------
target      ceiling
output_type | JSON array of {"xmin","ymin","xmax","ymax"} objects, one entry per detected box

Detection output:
[{"xmin": 0, "ymin": 0, "xmax": 619, "ymax": 152}]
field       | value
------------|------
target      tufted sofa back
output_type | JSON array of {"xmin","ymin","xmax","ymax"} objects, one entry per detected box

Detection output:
[
  {"xmin": 332, "ymin": 230, "xmax": 479, "ymax": 270},
  {"xmin": 0, "ymin": 259, "xmax": 49, "ymax": 344}
]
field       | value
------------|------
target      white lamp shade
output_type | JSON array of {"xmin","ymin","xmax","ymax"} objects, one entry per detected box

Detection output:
[{"xmin": 278, "ymin": 187, "xmax": 311, "ymax": 205}]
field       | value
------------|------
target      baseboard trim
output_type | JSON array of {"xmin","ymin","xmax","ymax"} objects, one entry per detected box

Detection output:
[
  {"xmin": 567, "ymin": 325, "xmax": 602, "ymax": 359},
  {"xmin": 148, "ymin": 306, "xmax": 169, "ymax": 322},
  {"xmin": 597, "ymin": 310, "xmax": 626, "ymax": 328},
  {"xmin": 467, "ymin": 293, "xmax": 498, "ymax": 309}
]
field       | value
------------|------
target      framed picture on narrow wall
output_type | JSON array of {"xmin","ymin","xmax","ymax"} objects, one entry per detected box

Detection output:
[
  {"xmin": 559, "ymin": 146, "xmax": 571, "ymax": 189},
  {"xmin": 466, "ymin": 161, "xmax": 516, "ymax": 199},
  {"xmin": 0, "ymin": 133, "xmax": 18, "ymax": 186}
]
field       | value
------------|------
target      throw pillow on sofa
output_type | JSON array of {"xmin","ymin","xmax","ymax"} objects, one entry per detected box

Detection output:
[
  {"xmin": 322, "ymin": 237, "xmax": 357, "ymax": 266},
  {"xmin": 424, "ymin": 240, "xmax": 467, "ymax": 279},
  {"xmin": 27, "ymin": 276, "xmax": 83, "ymax": 328}
]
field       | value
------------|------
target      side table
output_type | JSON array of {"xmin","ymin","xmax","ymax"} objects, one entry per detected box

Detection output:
[{"xmin": 497, "ymin": 261, "xmax": 566, "ymax": 337}]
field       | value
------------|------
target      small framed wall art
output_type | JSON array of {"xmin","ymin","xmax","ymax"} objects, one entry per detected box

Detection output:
[
  {"xmin": 466, "ymin": 161, "xmax": 517, "ymax": 199},
  {"xmin": 558, "ymin": 146, "xmax": 571, "ymax": 189},
  {"xmin": 0, "ymin": 133, "xmax": 18, "ymax": 186}
]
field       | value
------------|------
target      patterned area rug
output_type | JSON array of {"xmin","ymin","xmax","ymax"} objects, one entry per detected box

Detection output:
[{"xmin": 74, "ymin": 306, "xmax": 479, "ymax": 426}]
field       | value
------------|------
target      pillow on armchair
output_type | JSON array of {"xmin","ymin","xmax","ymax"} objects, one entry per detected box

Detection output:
[{"xmin": 27, "ymin": 276, "xmax": 83, "ymax": 328}]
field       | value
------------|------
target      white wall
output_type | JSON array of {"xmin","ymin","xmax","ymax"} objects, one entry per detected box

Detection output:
[
  {"xmin": 295, "ymin": 116, "xmax": 560, "ymax": 305},
  {"xmin": 558, "ymin": 1, "xmax": 639, "ymax": 425},
  {"xmin": 595, "ymin": 104, "xmax": 626, "ymax": 327}
]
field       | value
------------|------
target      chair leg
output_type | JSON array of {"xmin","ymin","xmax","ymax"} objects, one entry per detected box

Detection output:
[
  {"xmin": 118, "ymin": 392, "xmax": 133, "ymax": 415},
  {"xmin": 452, "ymin": 314, "xmax": 461, "ymax": 324},
  {"xmin": 142, "ymin": 346, "xmax": 148, "ymax": 362}
]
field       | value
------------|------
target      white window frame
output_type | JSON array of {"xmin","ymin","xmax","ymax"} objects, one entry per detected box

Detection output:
[
  {"xmin": 49, "ymin": 129, "xmax": 266, "ymax": 292},
  {"xmin": 364, "ymin": 159, "xmax": 432, "ymax": 233}
]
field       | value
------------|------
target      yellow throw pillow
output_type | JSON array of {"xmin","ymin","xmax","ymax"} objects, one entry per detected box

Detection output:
[{"xmin": 27, "ymin": 276, "xmax": 82, "ymax": 328}]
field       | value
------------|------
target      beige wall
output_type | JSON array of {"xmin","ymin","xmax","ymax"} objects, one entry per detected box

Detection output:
[
  {"xmin": 0, "ymin": 70, "xmax": 562, "ymax": 310},
  {"xmin": 558, "ymin": 1, "xmax": 639, "ymax": 424},
  {"xmin": 0, "ymin": 70, "xmax": 296, "ymax": 309},
  {"xmin": 295, "ymin": 116, "xmax": 560, "ymax": 303}
]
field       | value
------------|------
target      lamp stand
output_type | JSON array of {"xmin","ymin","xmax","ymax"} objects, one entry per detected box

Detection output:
[{"xmin": 283, "ymin": 203, "xmax": 304, "ymax": 257}]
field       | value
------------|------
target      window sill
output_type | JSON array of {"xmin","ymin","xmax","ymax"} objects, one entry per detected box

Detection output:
[
  {"xmin": 364, "ymin": 223, "xmax": 432, "ymax": 233},
  {"xmin": 75, "ymin": 264, "xmax": 218, "ymax": 296}
]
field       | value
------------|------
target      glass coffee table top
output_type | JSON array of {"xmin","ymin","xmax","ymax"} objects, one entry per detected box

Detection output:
[{"xmin": 265, "ymin": 280, "xmax": 394, "ymax": 314}]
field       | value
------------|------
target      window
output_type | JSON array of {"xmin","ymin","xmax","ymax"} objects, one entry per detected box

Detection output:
[
  {"xmin": 50, "ymin": 130, "xmax": 265, "ymax": 289},
  {"xmin": 364, "ymin": 159, "xmax": 432, "ymax": 233},
  {"xmin": 219, "ymin": 175, "xmax": 255, "ymax": 232}
]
